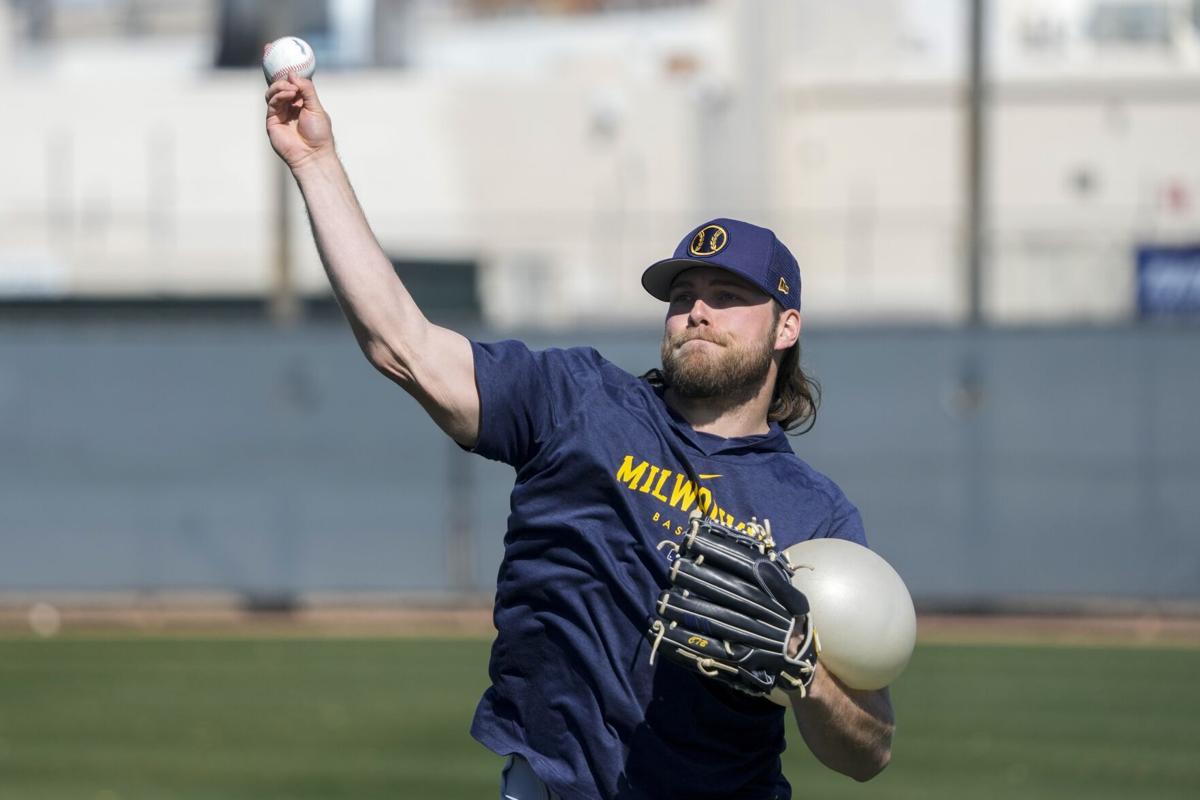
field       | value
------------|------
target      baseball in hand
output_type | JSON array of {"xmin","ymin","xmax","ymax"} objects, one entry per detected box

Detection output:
[{"xmin": 263, "ymin": 36, "xmax": 316, "ymax": 84}]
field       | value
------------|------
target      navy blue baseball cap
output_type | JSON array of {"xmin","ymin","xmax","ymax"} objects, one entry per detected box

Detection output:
[{"xmin": 641, "ymin": 217, "xmax": 801, "ymax": 311}]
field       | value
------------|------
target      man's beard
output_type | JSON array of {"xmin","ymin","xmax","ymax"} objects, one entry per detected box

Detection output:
[{"xmin": 660, "ymin": 327, "xmax": 775, "ymax": 403}]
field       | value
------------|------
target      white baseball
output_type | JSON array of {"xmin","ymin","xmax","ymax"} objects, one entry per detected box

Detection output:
[{"xmin": 262, "ymin": 36, "xmax": 316, "ymax": 84}]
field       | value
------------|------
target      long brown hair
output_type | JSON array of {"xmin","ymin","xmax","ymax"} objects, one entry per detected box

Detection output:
[
  {"xmin": 770, "ymin": 338, "xmax": 821, "ymax": 434},
  {"xmin": 764, "ymin": 301, "xmax": 821, "ymax": 433}
]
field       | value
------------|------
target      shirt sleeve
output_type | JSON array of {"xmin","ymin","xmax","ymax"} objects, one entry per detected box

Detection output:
[
  {"xmin": 468, "ymin": 339, "xmax": 603, "ymax": 468},
  {"xmin": 821, "ymin": 481, "xmax": 869, "ymax": 547}
]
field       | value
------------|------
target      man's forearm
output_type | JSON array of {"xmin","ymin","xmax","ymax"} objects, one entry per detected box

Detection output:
[
  {"xmin": 290, "ymin": 153, "xmax": 425, "ymax": 364},
  {"xmin": 790, "ymin": 666, "xmax": 894, "ymax": 781}
]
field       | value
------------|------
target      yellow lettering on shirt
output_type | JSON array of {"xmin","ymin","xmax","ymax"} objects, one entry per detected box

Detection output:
[
  {"xmin": 651, "ymin": 469, "xmax": 672, "ymax": 502},
  {"xmin": 639, "ymin": 466, "xmax": 660, "ymax": 494},
  {"xmin": 614, "ymin": 453, "xmax": 749, "ymax": 532},
  {"xmin": 669, "ymin": 474, "xmax": 698, "ymax": 511},
  {"xmin": 616, "ymin": 455, "xmax": 650, "ymax": 489}
]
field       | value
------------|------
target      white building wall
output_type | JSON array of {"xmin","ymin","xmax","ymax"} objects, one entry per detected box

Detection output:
[
  {"xmin": 3, "ymin": 71, "xmax": 274, "ymax": 296},
  {"xmin": 765, "ymin": 76, "xmax": 1200, "ymax": 325},
  {"xmin": 988, "ymin": 80, "xmax": 1200, "ymax": 321},
  {"xmin": 1, "ymin": 0, "xmax": 1198, "ymax": 327},
  {"xmin": 772, "ymin": 82, "xmax": 964, "ymax": 323}
]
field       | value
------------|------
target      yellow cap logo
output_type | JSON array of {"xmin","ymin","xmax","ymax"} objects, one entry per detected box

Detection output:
[
  {"xmin": 689, "ymin": 224, "xmax": 728, "ymax": 257},
  {"xmin": 777, "ymin": 277, "xmax": 790, "ymax": 295}
]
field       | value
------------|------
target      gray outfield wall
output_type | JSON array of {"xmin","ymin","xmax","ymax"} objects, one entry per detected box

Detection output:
[{"xmin": 1, "ymin": 318, "xmax": 1197, "ymax": 609}]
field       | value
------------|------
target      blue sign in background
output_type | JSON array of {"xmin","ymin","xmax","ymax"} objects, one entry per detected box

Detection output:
[{"xmin": 1138, "ymin": 244, "xmax": 1200, "ymax": 317}]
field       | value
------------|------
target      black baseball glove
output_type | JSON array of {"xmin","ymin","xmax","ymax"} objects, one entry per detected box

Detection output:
[{"xmin": 648, "ymin": 514, "xmax": 819, "ymax": 699}]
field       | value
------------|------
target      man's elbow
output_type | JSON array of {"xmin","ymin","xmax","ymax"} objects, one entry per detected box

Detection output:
[
  {"xmin": 848, "ymin": 746, "xmax": 891, "ymax": 782},
  {"xmin": 845, "ymin": 722, "xmax": 894, "ymax": 782},
  {"xmin": 362, "ymin": 337, "xmax": 417, "ymax": 387}
]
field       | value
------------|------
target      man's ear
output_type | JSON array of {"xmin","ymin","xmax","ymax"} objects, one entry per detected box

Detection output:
[{"xmin": 775, "ymin": 309, "xmax": 801, "ymax": 351}]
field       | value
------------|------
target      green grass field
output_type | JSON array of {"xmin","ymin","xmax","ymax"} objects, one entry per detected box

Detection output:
[{"xmin": 1, "ymin": 636, "xmax": 1197, "ymax": 799}]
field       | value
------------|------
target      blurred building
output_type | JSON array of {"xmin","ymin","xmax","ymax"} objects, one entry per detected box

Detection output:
[{"xmin": 1, "ymin": 0, "xmax": 1198, "ymax": 326}]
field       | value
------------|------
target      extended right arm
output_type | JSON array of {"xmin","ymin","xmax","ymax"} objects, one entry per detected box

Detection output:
[{"xmin": 266, "ymin": 78, "xmax": 479, "ymax": 446}]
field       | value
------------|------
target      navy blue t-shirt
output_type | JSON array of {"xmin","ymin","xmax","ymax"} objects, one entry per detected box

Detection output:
[{"xmin": 467, "ymin": 340, "xmax": 868, "ymax": 800}]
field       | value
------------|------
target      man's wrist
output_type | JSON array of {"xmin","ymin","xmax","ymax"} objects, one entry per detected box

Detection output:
[
  {"xmin": 290, "ymin": 148, "xmax": 340, "ymax": 182},
  {"xmin": 784, "ymin": 660, "xmax": 826, "ymax": 702}
]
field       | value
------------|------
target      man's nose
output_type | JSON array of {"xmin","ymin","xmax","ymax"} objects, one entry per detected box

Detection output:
[{"xmin": 687, "ymin": 298, "xmax": 712, "ymax": 326}]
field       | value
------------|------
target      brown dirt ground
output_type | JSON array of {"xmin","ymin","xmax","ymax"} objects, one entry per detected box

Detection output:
[{"xmin": 1, "ymin": 603, "xmax": 1199, "ymax": 647}]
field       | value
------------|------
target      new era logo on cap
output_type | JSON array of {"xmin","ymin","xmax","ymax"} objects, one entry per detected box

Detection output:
[{"xmin": 641, "ymin": 218, "xmax": 802, "ymax": 311}]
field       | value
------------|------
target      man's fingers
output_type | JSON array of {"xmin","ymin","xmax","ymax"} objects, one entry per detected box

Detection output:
[
  {"xmin": 268, "ymin": 89, "xmax": 298, "ymax": 106},
  {"xmin": 267, "ymin": 92, "xmax": 299, "ymax": 118},
  {"xmin": 290, "ymin": 77, "xmax": 323, "ymax": 111},
  {"xmin": 266, "ymin": 88, "xmax": 298, "ymax": 105},
  {"xmin": 266, "ymin": 78, "xmax": 323, "ymax": 123},
  {"xmin": 265, "ymin": 79, "xmax": 296, "ymax": 102}
]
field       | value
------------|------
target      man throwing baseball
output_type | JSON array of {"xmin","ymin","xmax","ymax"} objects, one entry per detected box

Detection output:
[{"xmin": 266, "ymin": 75, "xmax": 894, "ymax": 800}]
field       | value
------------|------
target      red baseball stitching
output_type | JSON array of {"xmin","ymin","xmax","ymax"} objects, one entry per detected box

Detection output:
[
  {"xmin": 268, "ymin": 54, "xmax": 314, "ymax": 84},
  {"xmin": 264, "ymin": 39, "xmax": 314, "ymax": 83}
]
